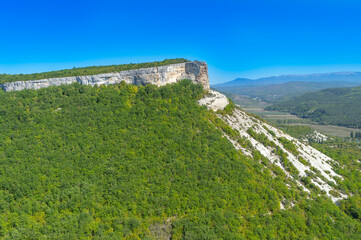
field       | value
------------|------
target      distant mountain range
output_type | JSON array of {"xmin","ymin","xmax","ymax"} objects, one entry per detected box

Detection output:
[
  {"xmin": 214, "ymin": 72, "xmax": 361, "ymax": 87},
  {"xmin": 212, "ymin": 72, "xmax": 361, "ymax": 102}
]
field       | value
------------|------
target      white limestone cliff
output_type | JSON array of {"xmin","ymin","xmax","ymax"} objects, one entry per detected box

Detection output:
[
  {"xmin": 198, "ymin": 90, "xmax": 229, "ymax": 111},
  {"xmin": 0, "ymin": 61, "xmax": 209, "ymax": 92}
]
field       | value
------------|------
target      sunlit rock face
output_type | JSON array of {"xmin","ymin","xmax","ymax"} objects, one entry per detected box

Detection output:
[
  {"xmin": 0, "ymin": 61, "xmax": 209, "ymax": 92},
  {"xmin": 198, "ymin": 90, "xmax": 229, "ymax": 111}
]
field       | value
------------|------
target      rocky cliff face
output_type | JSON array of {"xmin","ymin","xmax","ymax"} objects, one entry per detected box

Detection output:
[
  {"xmin": 198, "ymin": 90, "xmax": 230, "ymax": 111},
  {"xmin": 0, "ymin": 61, "xmax": 209, "ymax": 92}
]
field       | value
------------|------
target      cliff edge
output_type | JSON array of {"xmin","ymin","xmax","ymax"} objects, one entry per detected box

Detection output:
[{"xmin": 0, "ymin": 61, "xmax": 209, "ymax": 92}]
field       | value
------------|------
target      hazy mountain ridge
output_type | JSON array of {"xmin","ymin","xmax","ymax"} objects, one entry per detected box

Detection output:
[
  {"xmin": 212, "ymin": 72, "xmax": 361, "ymax": 103},
  {"xmin": 214, "ymin": 71, "xmax": 361, "ymax": 87},
  {"xmin": 214, "ymin": 81, "xmax": 361, "ymax": 102}
]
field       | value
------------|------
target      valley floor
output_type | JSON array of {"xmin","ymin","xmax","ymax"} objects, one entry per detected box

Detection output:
[{"xmin": 243, "ymin": 107, "xmax": 361, "ymax": 138}]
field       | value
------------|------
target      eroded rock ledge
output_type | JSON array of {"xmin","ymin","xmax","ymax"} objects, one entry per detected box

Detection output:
[
  {"xmin": 0, "ymin": 61, "xmax": 209, "ymax": 92},
  {"xmin": 198, "ymin": 90, "xmax": 229, "ymax": 111}
]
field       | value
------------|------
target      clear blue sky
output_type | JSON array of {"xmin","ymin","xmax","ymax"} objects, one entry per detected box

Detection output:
[{"xmin": 1, "ymin": 0, "xmax": 361, "ymax": 84}]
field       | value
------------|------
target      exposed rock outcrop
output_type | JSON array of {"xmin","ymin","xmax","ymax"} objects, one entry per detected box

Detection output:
[
  {"xmin": 0, "ymin": 61, "xmax": 209, "ymax": 92},
  {"xmin": 198, "ymin": 90, "xmax": 229, "ymax": 111}
]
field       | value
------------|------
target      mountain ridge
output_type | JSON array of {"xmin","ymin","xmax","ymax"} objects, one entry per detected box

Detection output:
[
  {"xmin": 214, "ymin": 71, "xmax": 361, "ymax": 88},
  {"xmin": 0, "ymin": 60, "xmax": 210, "ymax": 92},
  {"xmin": 0, "ymin": 58, "xmax": 190, "ymax": 84},
  {"xmin": 212, "ymin": 71, "xmax": 361, "ymax": 103}
]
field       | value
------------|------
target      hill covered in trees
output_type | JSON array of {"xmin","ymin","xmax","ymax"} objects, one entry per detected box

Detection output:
[
  {"xmin": 213, "ymin": 81, "xmax": 361, "ymax": 102},
  {"xmin": 0, "ymin": 58, "xmax": 189, "ymax": 84},
  {"xmin": 266, "ymin": 85, "xmax": 361, "ymax": 128},
  {"xmin": 0, "ymin": 81, "xmax": 361, "ymax": 238}
]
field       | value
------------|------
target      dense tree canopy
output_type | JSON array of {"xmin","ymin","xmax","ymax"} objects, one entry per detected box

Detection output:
[
  {"xmin": 0, "ymin": 81, "xmax": 360, "ymax": 239},
  {"xmin": 267, "ymin": 86, "xmax": 361, "ymax": 128}
]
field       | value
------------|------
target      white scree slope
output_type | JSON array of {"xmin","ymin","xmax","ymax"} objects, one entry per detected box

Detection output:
[{"xmin": 199, "ymin": 90, "xmax": 346, "ymax": 202}]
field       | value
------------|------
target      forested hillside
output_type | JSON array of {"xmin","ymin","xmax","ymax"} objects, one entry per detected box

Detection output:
[
  {"xmin": 213, "ymin": 81, "xmax": 361, "ymax": 102},
  {"xmin": 0, "ymin": 81, "xmax": 361, "ymax": 239},
  {"xmin": 0, "ymin": 58, "xmax": 189, "ymax": 84},
  {"xmin": 267, "ymin": 86, "xmax": 361, "ymax": 128}
]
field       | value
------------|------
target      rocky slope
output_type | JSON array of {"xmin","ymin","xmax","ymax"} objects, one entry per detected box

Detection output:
[
  {"xmin": 0, "ymin": 61, "xmax": 209, "ymax": 92},
  {"xmin": 199, "ymin": 91, "xmax": 346, "ymax": 202}
]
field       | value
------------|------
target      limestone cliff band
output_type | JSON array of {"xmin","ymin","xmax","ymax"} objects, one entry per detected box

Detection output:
[{"xmin": 0, "ymin": 61, "xmax": 209, "ymax": 92}]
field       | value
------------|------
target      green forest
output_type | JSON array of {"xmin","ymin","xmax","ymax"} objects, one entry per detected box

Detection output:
[
  {"xmin": 281, "ymin": 125, "xmax": 361, "ymax": 228},
  {"xmin": 0, "ymin": 58, "xmax": 189, "ymax": 84},
  {"xmin": 266, "ymin": 86, "xmax": 361, "ymax": 128},
  {"xmin": 0, "ymin": 81, "xmax": 361, "ymax": 239}
]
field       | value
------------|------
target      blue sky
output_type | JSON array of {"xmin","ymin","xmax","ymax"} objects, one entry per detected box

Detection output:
[{"xmin": 1, "ymin": 0, "xmax": 361, "ymax": 84}]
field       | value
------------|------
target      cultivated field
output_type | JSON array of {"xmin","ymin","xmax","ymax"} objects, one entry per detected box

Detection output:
[{"xmin": 243, "ymin": 107, "xmax": 361, "ymax": 138}]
